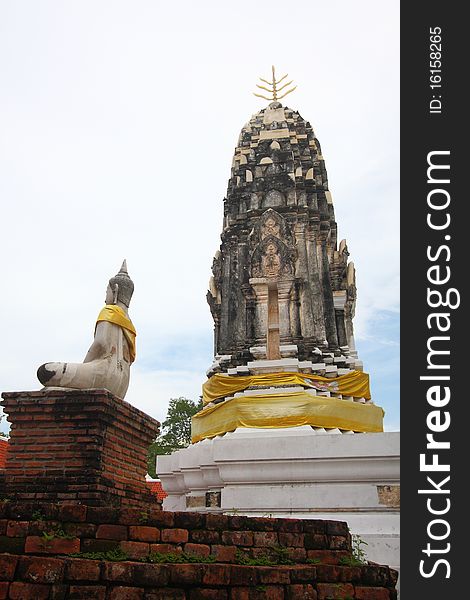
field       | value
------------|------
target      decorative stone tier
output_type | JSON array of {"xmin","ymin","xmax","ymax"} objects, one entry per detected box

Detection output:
[
  {"xmin": 0, "ymin": 390, "xmax": 160, "ymax": 508},
  {"xmin": 0, "ymin": 501, "xmax": 398, "ymax": 599}
]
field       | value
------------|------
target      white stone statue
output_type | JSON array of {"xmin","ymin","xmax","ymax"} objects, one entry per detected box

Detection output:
[{"xmin": 37, "ymin": 261, "xmax": 136, "ymax": 399}]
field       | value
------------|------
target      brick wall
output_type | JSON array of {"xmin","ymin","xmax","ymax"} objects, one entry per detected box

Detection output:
[
  {"xmin": 0, "ymin": 502, "xmax": 398, "ymax": 599},
  {"xmin": 0, "ymin": 390, "xmax": 160, "ymax": 508}
]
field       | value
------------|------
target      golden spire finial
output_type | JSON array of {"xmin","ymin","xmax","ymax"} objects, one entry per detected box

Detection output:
[{"xmin": 253, "ymin": 65, "xmax": 297, "ymax": 102}]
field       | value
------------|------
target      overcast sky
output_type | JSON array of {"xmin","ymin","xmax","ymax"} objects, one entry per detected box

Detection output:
[{"xmin": 0, "ymin": 1, "xmax": 399, "ymax": 433}]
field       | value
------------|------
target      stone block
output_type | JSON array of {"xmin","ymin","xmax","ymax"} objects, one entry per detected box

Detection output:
[
  {"xmin": 0, "ymin": 554, "xmax": 18, "ymax": 580},
  {"xmin": 161, "ymin": 528, "xmax": 189, "ymax": 544},
  {"xmin": 8, "ymin": 582, "xmax": 51, "ymax": 599},
  {"xmin": 129, "ymin": 526, "xmax": 160, "ymax": 543},
  {"xmin": 65, "ymin": 558, "xmax": 101, "ymax": 582},
  {"xmin": 17, "ymin": 556, "xmax": 65, "ymax": 583},
  {"xmin": 108, "ymin": 587, "xmax": 144, "ymax": 600}
]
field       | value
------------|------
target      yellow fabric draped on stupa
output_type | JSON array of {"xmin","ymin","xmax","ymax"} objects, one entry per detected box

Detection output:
[
  {"xmin": 202, "ymin": 369, "xmax": 371, "ymax": 404},
  {"xmin": 191, "ymin": 390, "xmax": 384, "ymax": 443},
  {"xmin": 191, "ymin": 370, "xmax": 382, "ymax": 443},
  {"xmin": 96, "ymin": 305, "xmax": 136, "ymax": 363}
]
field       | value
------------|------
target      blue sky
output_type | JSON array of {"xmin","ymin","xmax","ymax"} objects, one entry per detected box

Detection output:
[{"xmin": 0, "ymin": 0, "xmax": 399, "ymax": 433}]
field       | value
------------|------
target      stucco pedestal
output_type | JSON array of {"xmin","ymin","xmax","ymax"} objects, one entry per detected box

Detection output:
[{"xmin": 157, "ymin": 427, "xmax": 400, "ymax": 573}]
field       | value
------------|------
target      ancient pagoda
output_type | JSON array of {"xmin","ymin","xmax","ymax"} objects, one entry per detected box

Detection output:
[{"xmin": 194, "ymin": 68, "xmax": 384, "ymax": 442}]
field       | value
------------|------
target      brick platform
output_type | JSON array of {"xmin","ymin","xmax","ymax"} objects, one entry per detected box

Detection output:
[
  {"xmin": 0, "ymin": 390, "xmax": 160, "ymax": 508},
  {"xmin": 0, "ymin": 502, "xmax": 398, "ymax": 599}
]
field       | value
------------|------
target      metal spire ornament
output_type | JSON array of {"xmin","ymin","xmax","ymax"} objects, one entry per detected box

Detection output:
[{"xmin": 253, "ymin": 66, "xmax": 297, "ymax": 102}]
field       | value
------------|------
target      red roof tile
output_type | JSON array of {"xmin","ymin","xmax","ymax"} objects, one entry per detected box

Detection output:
[
  {"xmin": 0, "ymin": 438, "xmax": 8, "ymax": 469},
  {"xmin": 146, "ymin": 479, "xmax": 167, "ymax": 501}
]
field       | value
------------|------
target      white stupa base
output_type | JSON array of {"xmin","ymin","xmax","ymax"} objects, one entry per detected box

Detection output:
[{"xmin": 157, "ymin": 426, "xmax": 400, "ymax": 574}]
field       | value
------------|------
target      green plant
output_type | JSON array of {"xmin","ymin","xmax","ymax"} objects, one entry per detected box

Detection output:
[
  {"xmin": 139, "ymin": 511, "xmax": 149, "ymax": 524},
  {"xmin": 32, "ymin": 510, "xmax": 45, "ymax": 522},
  {"xmin": 68, "ymin": 548, "xmax": 129, "ymax": 561},
  {"xmin": 145, "ymin": 552, "xmax": 216, "ymax": 564},
  {"xmin": 351, "ymin": 534, "xmax": 368, "ymax": 564},
  {"xmin": 306, "ymin": 557, "xmax": 321, "ymax": 564},
  {"xmin": 235, "ymin": 546, "xmax": 294, "ymax": 567},
  {"xmin": 41, "ymin": 524, "xmax": 75, "ymax": 545}
]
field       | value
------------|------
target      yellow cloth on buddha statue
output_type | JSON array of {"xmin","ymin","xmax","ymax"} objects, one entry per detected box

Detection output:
[
  {"xmin": 191, "ymin": 391, "xmax": 384, "ymax": 443},
  {"xmin": 202, "ymin": 369, "xmax": 371, "ymax": 404},
  {"xmin": 96, "ymin": 305, "xmax": 137, "ymax": 363}
]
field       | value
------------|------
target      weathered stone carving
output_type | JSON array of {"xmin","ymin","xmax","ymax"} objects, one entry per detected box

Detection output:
[
  {"xmin": 37, "ymin": 261, "xmax": 136, "ymax": 399},
  {"xmin": 207, "ymin": 101, "xmax": 359, "ymax": 371}
]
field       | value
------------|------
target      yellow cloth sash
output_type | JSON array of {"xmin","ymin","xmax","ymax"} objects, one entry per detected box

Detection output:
[
  {"xmin": 191, "ymin": 391, "xmax": 384, "ymax": 443},
  {"xmin": 202, "ymin": 370, "xmax": 371, "ymax": 404},
  {"xmin": 96, "ymin": 305, "xmax": 136, "ymax": 363}
]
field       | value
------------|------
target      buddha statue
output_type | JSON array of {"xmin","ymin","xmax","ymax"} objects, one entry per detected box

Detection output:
[{"xmin": 37, "ymin": 260, "xmax": 136, "ymax": 399}]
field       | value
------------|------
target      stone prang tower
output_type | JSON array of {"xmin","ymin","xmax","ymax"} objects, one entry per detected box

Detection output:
[{"xmin": 207, "ymin": 99, "xmax": 362, "ymax": 377}]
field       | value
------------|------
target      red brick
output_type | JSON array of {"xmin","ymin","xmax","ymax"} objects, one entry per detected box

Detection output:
[
  {"xmin": 317, "ymin": 583, "xmax": 355, "ymax": 599},
  {"xmin": 102, "ymin": 562, "xmax": 134, "ymax": 583},
  {"xmin": 0, "ymin": 535, "xmax": 24, "ymax": 553},
  {"xmin": 211, "ymin": 545, "xmax": 237, "ymax": 562},
  {"xmin": 0, "ymin": 554, "xmax": 18, "ymax": 580},
  {"xmin": 169, "ymin": 563, "xmax": 204, "ymax": 585},
  {"xmin": 355, "ymin": 587, "xmax": 390, "ymax": 600},
  {"xmin": 253, "ymin": 587, "xmax": 284, "ymax": 600},
  {"xmin": 315, "ymin": 565, "xmax": 341, "ymax": 582},
  {"xmin": 205, "ymin": 513, "xmax": 229, "ymax": 530},
  {"xmin": 96, "ymin": 524, "xmax": 128, "ymax": 540},
  {"xmin": 50, "ymin": 584, "xmax": 69, "ymax": 600},
  {"xmin": 304, "ymin": 534, "xmax": 328, "ymax": 550},
  {"xmin": 230, "ymin": 588, "xmax": 250, "ymax": 600},
  {"xmin": 286, "ymin": 548, "xmax": 307, "ymax": 562},
  {"xmin": 129, "ymin": 525, "xmax": 160, "ymax": 542},
  {"xmin": 249, "ymin": 517, "xmax": 276, "ymax": 532},
  {"xmin": 257, "ymin": 565, "xmax": 291, "ymax": 584},
  {"xmin": 119, "ymin": 540, "xmax": 150, "ymax": 559},
  {"xmin": 150, "ymin": 543, "xmax": 183, "ymax": 555},
  {"xmin": 161, "ymin": 528, "xmax": 189, "ymax": 544},
  {"xmin": 17, "ymin": 556, "xmax": 65, "ymax": 583},
  {"xmin": 325, "ymin": 521, "xmax": 349, "ymax": 536},
  {"xmin": 0, "ymin": 520, "xmax": 7, "ymax": 535},
  {"xmin": 328, "ymin": 536, "xmax": 349, "ymax": 550},
  {"xmin": 278, "ymin": 532, "xmax": 305, "ymax": 547},
  {"xmin": 230, "ymin": 565, "xmax": 258, "ymax": 586},
  {"xmin": 173, "ymin": 511, "xmax": 205, "ymax": 529},
  {"xmin": 6, "ymin": 520, "xmax": 29, "ymax": 537},
  {"xmin": 0, "ymin": 582, "xmax": 8, "ymax": 600},
  {"xmin": 221, "ymin": 530, "xmax": 253, "ymax": 546},
  {"xmin": 9, "ymin": 582, "xmax": 51, "ymax": 599},
  {"xmin": 81, "ymin": 538, "xmax": 119, "ymax": 554},
  {"xmin": 68, "ymin": 585, "xmax": 106, "ymax": 599},
  {"xmin": 87, "ymin": 507, "xmax": 120, "ymax": 524},
  {"xmin": 147, "ymin": 509, "xmax": 174, "ymax": 528},
  {"xmin": 184, "ymin": 542, "xmax": 211, "ymax": 558},
  {"xmin": 189, "ymin": 590, "xmax": 228, "ymax": 600},
  {"xmin": 289, "ymin": 566, "xmax": 317, "ymax": 583},
  {"xmin": 286, "ymin": 584, "xmax": 317, "ymax": 599},
  {"xmin": 108, "ymin": 586, "xmax": 144, "ymax": 600},
  {"xmin": 65, "ymin": 558, "xmax": 101, "ymax": 581},
  {"xmin": 25, "ymin": 535, "xmax": 80, "ymax": 554},
  {"xmin": 253, "ymin": 531, "xmax": 279, "ymax": 547},
  {"xmin": 278, "ymin": 519, "xmax": 303, "ymax": 533},
  {"xmin": 190, "ymin": 529, "xmax": 220, "ymax": 544},
  {"xmin": 302, "ymin": 521, "xmax": 326, "ymax": 534},
  {"xmin": 57, "ymin": 504, "xmax": 87, "ymax": 522},
  {"xmin": 306, "ymin": 550, "xmax": 349, "ymax": 565},
  {"xmin": 144, "ymin": 589, "xmax": 185, "ymax": 600},
  {"xmin": 63, "ymin": 522, "xmax": 97, "ymax": 538},
  {"xmin": 132, "ymin": 563, "xmax": 170, "ymax": 586},
  {"xmin": 201, "ymin": 563, "xmax": 231, "ymax": 586}
]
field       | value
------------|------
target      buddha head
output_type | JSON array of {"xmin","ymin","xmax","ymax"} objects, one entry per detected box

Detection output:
[{"xmin": 106, "ymin": 260, "xmax": 134, "ymax": 307}]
